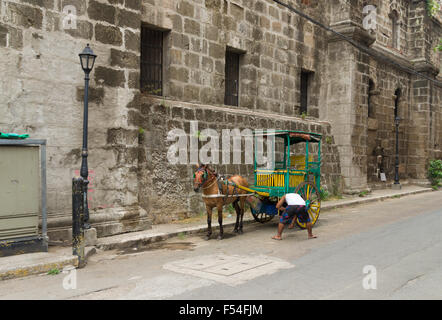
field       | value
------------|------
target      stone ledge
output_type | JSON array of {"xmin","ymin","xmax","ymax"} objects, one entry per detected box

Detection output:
[
  {"xmin": 0, "ymin": 250, "xmax": 78, "ymax": 281},
  {"xmin": 47, "ymin": 206, "xmax": 152, "ymax": 243}
]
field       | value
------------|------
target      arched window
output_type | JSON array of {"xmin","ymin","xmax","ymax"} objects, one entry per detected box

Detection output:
[{"xmin": 390, "ymin": 10, "xmax": 400, "ymax": 50}]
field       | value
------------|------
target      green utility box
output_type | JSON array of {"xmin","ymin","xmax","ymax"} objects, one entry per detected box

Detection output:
[{"xmin": 0, "ymin": 139, "xmax": 47, "ymax": 257}]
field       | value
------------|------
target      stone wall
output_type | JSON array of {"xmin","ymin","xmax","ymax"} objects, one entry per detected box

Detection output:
[
  {"xmin": 0, "ymin": 0, "xmax": 151, "ymax": 240},
  {"xmin": 135, "ymin": 95, "xmax": 342, "ymax": 223},
  {"xmin": 324, "ymin": 0, "xmax": 442, "ymax": 192},
  {"xmin": 139, "ymin": 0, "xmax": 329, "ymax": 118}
]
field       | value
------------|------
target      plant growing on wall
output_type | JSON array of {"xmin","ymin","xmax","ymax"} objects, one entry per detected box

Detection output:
[
  {"xmin": 428, "ymin": 159, "xmax": 442, "ymax": 189},
  {"xmin": 427, "ymin": 0, "xmax": 440, "ymax": 16},
  {"xmin": 427, "ymin": 0, "xmax": 442, "ymax": 51}
]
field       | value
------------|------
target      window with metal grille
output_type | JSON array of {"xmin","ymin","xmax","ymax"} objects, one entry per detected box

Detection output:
[
  {"xmin": 140, "ymin": 27, "xmax": 163, "ymax": 95},
  {"xmin": 224, "ymin": 51, "xmax": 240, "ymax": 106},
  {"xmin": 300, "ymin": 71, "xmax": 311, "ymax": 115},
  {"xmin": 394, "ymin": 88, "xmax": 401, "ymax": 118},
  {"xmin": 368, "ymin": 79, "xmax": 375, "ymax": 118}
]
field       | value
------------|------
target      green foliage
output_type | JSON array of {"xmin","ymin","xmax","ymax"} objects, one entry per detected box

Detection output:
[
  {"xmin": 427, "ymin": 0, "xmax": 440, "ymax": 17},
  {"xmin": 319, "ymin": 187, "xmax": 330, "ymax": 200},
  {"xmin": 427, "ymin": 1, "xmax": 441, "ymax": 52},
  {"xmin": 178, "ymin": 232, "xmax": 186, "ymax": 240},
  {"xmin": 301, "ymin": 112, "xmax": 307, "ymax": 120},
  {"xmin": 325, "ymin": 136, "xmax": 333, "ymax": 144},
  {"xmin": 358, "ymin": 190, "xmax": 370, "ymax": 197},
  {"xmin": 224, "ymin": 203, "xmax": 235, "ymax": 214},
  {"xmin": 47, "ymin": 268, "xmax": 60, "ymax": 275},
  {"xmin": 138, "ymin": 127, "xmax": 145, "ymax": 134},
  {"xmin": 428, "ymin": 159, "xmax": 442, "ymax": 188},
  {"xmin": 435, "ymin": 38, "xmax": 442, "ymax": 52}
]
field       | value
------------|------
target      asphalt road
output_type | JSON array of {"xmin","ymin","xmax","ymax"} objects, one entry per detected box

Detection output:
[{"xmin": 0, "ymin": 190, "xmax": 441, "ymax": 300}]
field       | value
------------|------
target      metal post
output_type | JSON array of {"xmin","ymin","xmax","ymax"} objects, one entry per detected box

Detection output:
[
  {"xmin": 72, "ymin": 177, "xmax": 85, "ymax": 267},
  {"xmin": 393, "ymin": 117, "xmax": 401, "ymax": 189},
  {"xmin": 81, "ymin": 71, "xmax": 91, "ymax": 229}
]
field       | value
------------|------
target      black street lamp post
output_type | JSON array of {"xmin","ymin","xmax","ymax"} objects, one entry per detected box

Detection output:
[
  {"xmin": 78, "ymin": 44, "xmax": 96, "ymax": 229},
  {"xmin": 393, "ymin": 116, "xmax": 401, "ymax": 189},
  {"xmin": 73, "ymin": 44, "xmax": 96, "ymax": 267}
]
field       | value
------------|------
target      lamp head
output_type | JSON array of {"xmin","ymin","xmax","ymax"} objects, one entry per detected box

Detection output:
[{"xmin": 79, "ymin": 44, "xmax": 97, "ymax": 73}]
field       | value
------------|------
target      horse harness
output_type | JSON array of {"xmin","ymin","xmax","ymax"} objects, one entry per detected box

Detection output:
[{"xmin": 200, "ymin": 171, "xmax": 251, "ymax": 201}]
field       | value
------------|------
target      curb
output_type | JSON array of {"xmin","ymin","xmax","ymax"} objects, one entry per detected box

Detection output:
[
  {"xmin": 96, "ymin": 219, "xmax": 255, "ymax": 251},
  {"xmin": 0, "ymin": 255, "xmax": 78, "ymax": 281},
  {"xmin": 321, "ymin": 187, "xmax": 434, "ymax": 211},
  {"xmin": 96, "ymin": 188, "xmax": 435, "ymax": 251}
]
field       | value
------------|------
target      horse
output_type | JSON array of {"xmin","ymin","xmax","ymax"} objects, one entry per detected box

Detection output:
[{"xmin": 193, "ymin": 164, "xmax": 249, "ymax": 240}]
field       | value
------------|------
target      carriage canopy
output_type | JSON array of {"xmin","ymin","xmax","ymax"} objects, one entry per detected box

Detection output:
[{"xmin": 252, "ymin": 130, "xmax": 322, "ymax": 144}]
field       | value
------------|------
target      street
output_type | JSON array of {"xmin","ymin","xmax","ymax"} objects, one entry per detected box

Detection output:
[{"xmin": 0, "ymin": 190, "xmax": 441, "ymax": 300}]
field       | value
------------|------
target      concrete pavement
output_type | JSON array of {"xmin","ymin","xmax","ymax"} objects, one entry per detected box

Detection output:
[
  {"xmin": 0, "ymin": 189, "xmax": 440, "ymax": 299},
  {"xmin": 0, "ymin": 184, "xmax": 435, "ymax": 282}
]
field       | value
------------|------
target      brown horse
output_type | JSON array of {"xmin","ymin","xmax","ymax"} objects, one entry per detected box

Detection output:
[{"xmin": 193, "ymin": 164, "xmax": 249, "ymax": 240}]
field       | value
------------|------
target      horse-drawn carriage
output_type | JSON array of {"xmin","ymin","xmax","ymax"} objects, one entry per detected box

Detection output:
[
  {"xmin": 193, "ymin": 130, "xmax": 322, "ymax": 239},
  {"xmin": 235, "ymin": 130, "xmax": 322, "ymax": 229}
]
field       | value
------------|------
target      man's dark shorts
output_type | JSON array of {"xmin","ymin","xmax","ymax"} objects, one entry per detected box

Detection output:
[{"xmin": 279, "ymin": 205, "xmax": 310, "ymax": 224}]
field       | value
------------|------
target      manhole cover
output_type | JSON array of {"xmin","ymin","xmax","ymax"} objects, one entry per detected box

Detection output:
[{"xmin": 163, "ymin": 254, "xmax": 293, "ymax": 286}]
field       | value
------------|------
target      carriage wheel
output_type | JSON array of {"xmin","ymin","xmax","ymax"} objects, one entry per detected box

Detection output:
[
  {"xmin": 251, "ymin": 209, "xmax": 275, "ymax": 223},
  {"xmin": 294, "ymin": 181, "xmax": 321, "ymax": 229}
]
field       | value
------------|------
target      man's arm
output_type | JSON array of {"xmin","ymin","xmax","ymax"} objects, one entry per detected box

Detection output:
[{"xmin": 276, "ymin": 195, "xmax": 286, "ymax": 210}]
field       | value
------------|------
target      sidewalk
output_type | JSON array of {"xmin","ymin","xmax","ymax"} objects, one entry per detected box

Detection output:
[
  {"xmin": 0, "ymin": 185, "xmax": 435, "ymax": 281},
  {"xmin": 95, "ymin": 184, "xmax": 434, "ymax": 251}
]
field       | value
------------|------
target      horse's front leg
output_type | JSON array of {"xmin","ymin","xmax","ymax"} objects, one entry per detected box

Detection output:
[
  {"xmin": 206, "ymin": 205, "xmax": 213, "ymax": 240},
  {"xmin": 233, "ymin": 200, "xmax": 240, "ymax": 233},
  {"xmin": 217, "ymin": 204, "xmax": 224, "ymax": 240},
  {"xmin": 238, "ymin": 198, "xmax": 245, "ymax": 234}
]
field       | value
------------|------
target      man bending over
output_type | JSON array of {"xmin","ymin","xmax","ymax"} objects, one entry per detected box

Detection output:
[{"xmin": 272, "ymin": 193, "xmax": 317, "ymax": 240}]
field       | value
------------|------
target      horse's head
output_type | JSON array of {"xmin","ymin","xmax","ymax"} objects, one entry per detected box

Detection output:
[{"xmin": 193, "ymin": 164, "xmax": 211, "ymax": 192}]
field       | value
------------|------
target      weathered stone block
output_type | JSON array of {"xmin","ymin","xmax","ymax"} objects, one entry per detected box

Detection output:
[
  {"xmin": 184, "ymin": 52, "xmax": 200, "ymax": 69},
  {"xmin": 205, "ymin": 0, "xmax": 222, "ymax": 10},
  {"xmin": 94, "ymin": 66, "xmax": 125, "ymax": 87},
  {"xmin": 171, "ymin": 14, "xmax": 183, "ymax": 33},
  {"xmin": 128, "ymin": 71, "xmax": 140, "ymax": 89},
  {"xmin": 169, "ymin": 81, "xmax": 184, "ymax": 99},
  {"xmin": 170, "ymin": 66, "xmax": 189, "ymax": 83},
  {"xmin": 110, "ymin": 49, "xmax": 139, "ymax": 69},
  {"xmin": 117, "ymin": 8, "xmax": 140, "ymax": 29},
  {"xmin": 95, "ymin": 24, "xmax": 122, "ymax": 45},
  {"xmin": 7, "ymin": 2, "xmax": 43, "ymax": 29},
  {"xmin": 0, "ymin": 25, "xmax": 7, "ymax": 47},
  {"xmin": 184, "ymin": 18, "xmax": 200, "ymax": 36},
  {"xmin": 87, "ymin": 0, "xmax": 116, "ymax": 24},
  {"xmin": 125, "ymin": 0, "xmax": 142, "ymax": 11},
  {"xmin": 121, "ymin": 31, "xmax": 138, "ymax": 53},
  {"xmin": 183, "ymin": 84, "xmax": 200, "ymax": 101},
  {"xmin": 45, "ymin": 11, "xmax": 60, "ymax": 32},
  {"xmin": 64, "ymin": 20, "xmax": 93, "ymax": 40},
  {"xmin": 21, "ymin": 0, "xmax": 54, "ymax": 9},
  {"xmin": 76, "ymin": 86, "xmax": 104, "ymax": 105},
  {"xmin": 209, "ymin": 42, "xmax": 224, "ymax": 59},
  {"xmin": 177, "ymin": 1, "xmax": 195, "ymax": 17}
]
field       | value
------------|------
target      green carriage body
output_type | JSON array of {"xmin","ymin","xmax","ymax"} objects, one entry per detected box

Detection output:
[{"xmin": 249, "ymin": 130, "xmax": 322, "ymax": 198}]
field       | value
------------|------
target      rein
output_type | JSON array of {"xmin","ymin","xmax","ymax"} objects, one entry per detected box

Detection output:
[{"xmin": 202, "ymin": 176, "xmax": 217, "ymax": 190}]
